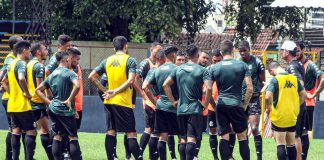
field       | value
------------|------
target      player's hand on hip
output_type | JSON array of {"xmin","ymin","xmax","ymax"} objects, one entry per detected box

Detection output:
[
  {"xmin": 103, "ymin": 90, "xmax": 116, "ymax": 99},
  {"xmin": 62, "ymin": 100, "xmax": 72, "ymax": 111},
  {"xmin": 24, "ymin": 92, "xmax": 32, "ymax": 99},
  {"xmin": 75, "ymin": 112, "xmax": 79, "ymax": 119},
  {"xmin": 306, "ymin": 92, "xmax": 315, "ymax": 99}
]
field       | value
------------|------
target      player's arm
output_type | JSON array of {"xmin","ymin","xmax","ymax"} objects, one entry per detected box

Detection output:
[
  {"xmin": 265, "ymin": 91, "xmax": 273, "ymax": 114},
  {"xmin": 1, "ymin": 76, "xmax": 9, "ymax": 93},
  {"xmin": 105, "ymin": 72, "xmax": 135, "ymax": 98},
  {"xmin": 142, "ymin": 80, "xmax": 157, "ymax": 106},
  {"xmin": 134, "ymin": 74, "xmax": 147, "ymax": 99},
  {"xmin": 63, "ymin": 79, "xmax": 80, "ymax": 110},
  {"xmin": 258, "ymin": 61, "xmax": 266, "ymax": 89},
  {"xmin": 36, "ymin": 83, "xmax": 51, "ymax": 105},
  {"xmin": 17, "ymin": 62, "xmax": 31, "ymax": 98},
  {"xmin": 243, "ymin": 76, "xmax": 253, "ymax": 110},
  {"xmin": 88, "ymin": 70, "xmax": 107, "ymax": 93},
  {"xmin": 203, "ymin": 80, "xmax": 212, "ymax": 108},
  {"xmin": 163, "ymin": 77, "xmax": 177, "ymax": 107},
  {"xmin": 310, "ymin": 74, "xmax": 324, "ymax": 98},
  {"xmin": 297, "ymin": 80, "xmax": 306, "ymax": 105}
]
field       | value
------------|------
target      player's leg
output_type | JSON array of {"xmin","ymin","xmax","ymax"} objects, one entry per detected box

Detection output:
[
  {"xmin": 20, "ymin": 111, "xmax": 37, "ymax": 160},
  {"xmin": 61, "ymin": 115, "xmax": 82, "ymax": 160},
  {"xmin": 124, "ymin": 133, "xmax": 132, "ymax": 160},
  {"xmin": 231, "ymin": 107, "xmax": 249, "ymax": 160},
  {"xmin": 286, "ymin": 127, "xmax": 297, "ymax": 160},
  {"xmin": 272, "ymin": 129, "xmax": 287, "ymax": 160},
  {"xmin": 2, "ymin": 100, "xmax": 13, "ymax": 160},
  {"xmin": 147, "ymin": 108, "xmax": 159, "ymax": 160},
  {"xmin": 208, "ymin": 110, "xmax": 219, "ymax": 160},
  {"xmin": 104, "ymin": 105, "xmax": 117, "ymax": 160},
  {"xmin": 168, "ymin": 135, "xmax": 176, "ymax": 159},
  {"xmin": 194, "ymin": 116, "xmax": 207, "ymax": 159},
  {"xmin": 10, "ymin": 113, "xmax": 22, "ymax": 160},
  {"xmin": 47, "ymin": 109, "xmax": 62, "ymax": 160},
  {"xmin": 295, "ymin": 105, "xmax": 306, "ymax": 160},
  {"xmin": 186, "ymin": 114, "xmax": 203, "ymax": 160},
  {"xmin": 140, "ymin": 106, "xmax": 153, "ymax": 153},
  {"xmin": 216, "ymin": 105, "xmax": 232, "ymax": 160},
  {"xmin": 247, "ymin": 97, "xmax": 262, "ymax": 160},
  {"xmin": 178, "ymin": 115, "xmax": 188, "ymax": 160},
  {"xmin": 302, "ymin": 106, "xmax": 313, "ymax": 160},
  {"xmin": 36, "ymin": 110, "xmax": 54, "ymax": 160}
]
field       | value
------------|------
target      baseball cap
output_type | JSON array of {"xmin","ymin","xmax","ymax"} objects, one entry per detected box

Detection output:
[{"xmin": 280, "ymin": 40, "xmax": 297, "ymax": 51}]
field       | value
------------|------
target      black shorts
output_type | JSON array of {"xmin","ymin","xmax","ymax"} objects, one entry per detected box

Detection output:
[
  {"xmin": 246, "ymin": 96, "xmax": 261, "ymax": 115},
  {"xmin": 208, "ymin": 110, "xmax": 217, "ymax": 128},
  {"xmin": 216, "ymin": 104, "xmax": 248, "ymax": 136},
  {"xmin": 305, "ymin": 106, "xmax": 314, "ymax": 131},
  {"xmin": 178, "ymin": 114, "xmax": 203, "ymax": 140},
  {"xmin": 48, "ymin": 109, "xmax": 78, "ymax": 137},
  {"xmin": 202, "ymin": 115, "xmax": 208, "ymax": 133},
  {"xmin": 2, "ymin": 100, "xmax": 11, "ymax": 129},
  {"xmin": 271, "ymin": 123, "xmax": 296, "ymax": 132},
  {"xmin": 76, "ymin": 111, "xmax": 83, "ymax": 130},
  {"xmin": 10, "ymin": 111, "xmax": 36, "ymax": 131},
  {"xmin": 104, "ymin": 104, "xmax": 136, "ymax": 133},
  {"xmin": 33, "ymin": 109, "xmax": 48, "ymax": 121},
  {"xmin": 295, "ymin": 104, "xmax": 309, "ymax": 137},
  {"xmin": 154, "ymin": 109, "xmax": 179, "ymax": 135},
  {"xmin": 144, "ymin": 106, "xmax": 155, "ymax": 129}
]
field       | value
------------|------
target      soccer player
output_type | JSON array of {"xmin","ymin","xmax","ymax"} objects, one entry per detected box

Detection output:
[
  {"xmin": 2, "ymin": 41, "xmax": 37, "ymax": 160},
  {"xmin": 208, "ymin": 49, "xmax": 222, "ymax": 160},
  {"xmin": 0, "ymin": 35, "xmax": 23, "ymax": 160},
  {"xmin": 209, "ymin": 40, "xmax": 253, "ymax": 160},
  {"xmin": 36, "ymin": 51, "xmax": 82, "ymax": 160},
  {"xmin": 143, "ymin": 46, "xmax": 178, "ymax": 160},
  {"xmin": 163, "ymin": 44, "xmax": 212, "ymax": 160},
  {"xmin": 66, "ymin": 47, "xmax": 83, "ymax": 130},
  {"xmin": 27, "ymin": 43, "xmax": 53, "ymax": 160},
  {"xmin": 239, "ymin": 40, "xmax": 265, "ymax": 160},
  {"xmin": 45, "ymin": 34, "xmax": 72, "ymax": 76},
  {"xmin": 265, "ymin": 61, "xmax": 306, "ymax": 160},
  {"xmin": 195, "ymin": 51, "xmax": 210, "ymax": 160},
  {"xmin": 175, "ymin": 51, "xmax": 186, "ymax": 66},
  {"xmin": 98, "ymin": 74, "xmax": 133, "ymax": 160},
  {"xmin": 134, "ymin": 42, "xmax": 162, "ymax": 155},
  {"xmin": 281, "ymin": 40, "xmax": 306, "ymax": 160},
  {"xmin": 88, "ymin": 36, "xmax": 142, "ymax": 160},
  {"xmin": 296, "ymin": 41, "xmax": 324, "ymax": 160}
]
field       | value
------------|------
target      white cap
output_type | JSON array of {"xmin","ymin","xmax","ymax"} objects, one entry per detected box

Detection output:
[{"xmin": 281, "ymin": 41, "xmax": 297, "ymax": 51}]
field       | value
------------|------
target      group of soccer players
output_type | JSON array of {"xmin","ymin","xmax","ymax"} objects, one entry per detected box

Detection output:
[
  {"xmin": 1, "ymin": 33, "xmax": 322, "ymax": 160},
  {"xmin": 1, "ymin": 34, "xmax": 83, "ymax": 160}
]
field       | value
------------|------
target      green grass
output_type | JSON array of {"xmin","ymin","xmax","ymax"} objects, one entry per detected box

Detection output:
[{"xmin": 0, "ymin": 130, "xmax": 323, "ymax": 159}]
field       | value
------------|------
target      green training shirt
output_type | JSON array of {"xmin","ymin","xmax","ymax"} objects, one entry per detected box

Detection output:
[
  {"xmin": 43, "ymin": 67, "xmax": 78, "ymax": 116},
  {"xmin": 147, "ymin": 63, "xmax": 178, "ymax": 113},
  {"xmin": 210, "ymin": 58, "xmax": 251, "ymax": 107},
  {"xmin": 170, "ymin": 62, "xmax": 211, "ymax": 115}
]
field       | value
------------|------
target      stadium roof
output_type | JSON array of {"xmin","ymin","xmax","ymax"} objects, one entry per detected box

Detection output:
[{"xmin": 270, "ymin": 0, "xmax": 324, "ymax": 8}]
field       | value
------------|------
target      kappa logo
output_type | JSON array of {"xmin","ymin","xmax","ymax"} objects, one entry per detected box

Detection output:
[
  {"xmin": 110, "ymin": 60, "xmax": 120, "ymax": 67},
  {"xmin": 284, "ymin": 80, "xmax": 295, "ymax": 88}
]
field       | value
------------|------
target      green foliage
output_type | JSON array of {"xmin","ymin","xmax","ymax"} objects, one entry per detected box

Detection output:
[
  {"xmin": 0, "ymin": 0, "xmax": 215, "ymax": 42},
  {"xmin": 225, "ymin": 0, "xmax": 304, "ymax": 42}
]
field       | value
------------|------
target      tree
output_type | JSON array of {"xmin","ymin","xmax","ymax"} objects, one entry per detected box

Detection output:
[{"xmin": 224, "ymin": 0, "xmax": 304, "ymax": 43}]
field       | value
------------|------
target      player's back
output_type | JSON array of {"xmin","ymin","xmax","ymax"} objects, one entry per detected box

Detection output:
[{"xmin": 210, "ymin": 59, "xmax": 250, "ymax": 106}]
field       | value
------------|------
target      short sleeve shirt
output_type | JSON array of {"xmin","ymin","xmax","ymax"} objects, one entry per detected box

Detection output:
[
  {"xmin": 1, "ymin": 55, "xmax": 15, "ymax": 72},
  {"xmin": 210, "ymin": 59, "xmax": 251, "ymax": 107},
  {"xmin": 287, "ymin": 60, "xmax": 305, "ymax": 82},
  {"xmin": 94, "ymin": 57, "xmax": 137, "ymax": 77},
  {"xmin": 304, "ymin": 60, "xmax": 323, "ymax": 90},
  {"xmin": 169, "ymin": 63, "xmax": 211, "ymax": 115},
  {"xmin": 267, "ymin": 72, "xmax": 304, "ymax": 107},
  {"xmin": 45, "ymin": 53, "xmax": 59, "ymax": 73},
  {"xmin": 43, "ymin": 67, "xmax": 78, "ymax": 116},
  {"xmin": 242, "ymin": 56, "xmax": 265, "ymax": 97},
  {"xmin": 146, "ymin": 63, "xmax": 178, "ymax": 113}
]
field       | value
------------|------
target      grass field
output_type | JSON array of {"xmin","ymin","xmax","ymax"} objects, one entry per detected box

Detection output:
[{"xmin": 0, "ymin": 130, "xmax": 323, "ymax": 159}]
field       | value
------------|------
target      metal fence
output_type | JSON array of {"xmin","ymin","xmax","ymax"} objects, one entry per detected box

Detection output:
[{"xmin": 49, "ymin": 44, "xmax": 150, "ymax": 96}]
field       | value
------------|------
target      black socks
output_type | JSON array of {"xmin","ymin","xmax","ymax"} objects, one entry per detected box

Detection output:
[
  {"xmin": 6, "ymin": 132, "xmax": 12, "ymax": 160},
  {"xmin": 128, "ymin": 137, "xmax": 143, "ymax": 160},
  {"xmin": 41, "ymin": 134, "xmax": 54, "ymax": 160},
  {"xmin": 105, "ymin": 135, "xmax": 116, "ymax": 160},
  {"xmin": 277, "ymin": 145, "xmax": 286, "ymax": 160},
  {"xmin": 239, "ymin": 140, "xmax": 250, "ymax": 160},
  {"xmin": 287, "ymin": 145, "xmax": 297, "ymax": 160},
  {"xmin": 157, "ymin": 140, "xmax": 167, "ymax": 160},
  {"xmin": 148, "ymin": 136, "xmax": 159, "ymax": 160},
  {"xmin": 139, "ymin": 132, "xmax": 150, "ymax": 153},
  {"xmin": 11, "ymin": 134, "xmax": 21, "ymax": 160},
  {"xmin": 209, "ymin": 134, "xmax": 219, "ymax": 160},
  {"xmin": 219, "ymin": 139, "xmax": 230, "ymax": 160},
  {"xmin": 52, "ymin": 139, "xmax": 61, "ymax": 160},
  {"xmin": 178, "ymin": 143, "xmax": 186, "ymax": 160},
  {"xmin": 254, "ymin": 135, "xmax": 262, "ymax": 160},
  {"xmin": 70, "ymin": 140, "xmax": 82, "ymax": 160},
  {"xmin": 168, "ymin": 135, "xmax": 176, "ymax": 159},
  {"xmin": 301, "ymin": 134, "xmax": 309, "ymax": 160},
  {"xmin": 186, "ymin": 142, "xmax": 197, "ymax": 160}
]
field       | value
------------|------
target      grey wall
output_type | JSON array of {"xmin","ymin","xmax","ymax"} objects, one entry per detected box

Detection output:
[
  {"xmin": 0, "ymin": 96, "xmax": 146, "ymax": 133},
  {"xmin": 313, "ymin": 101, "xmax": 324, "ymax": 139}
]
